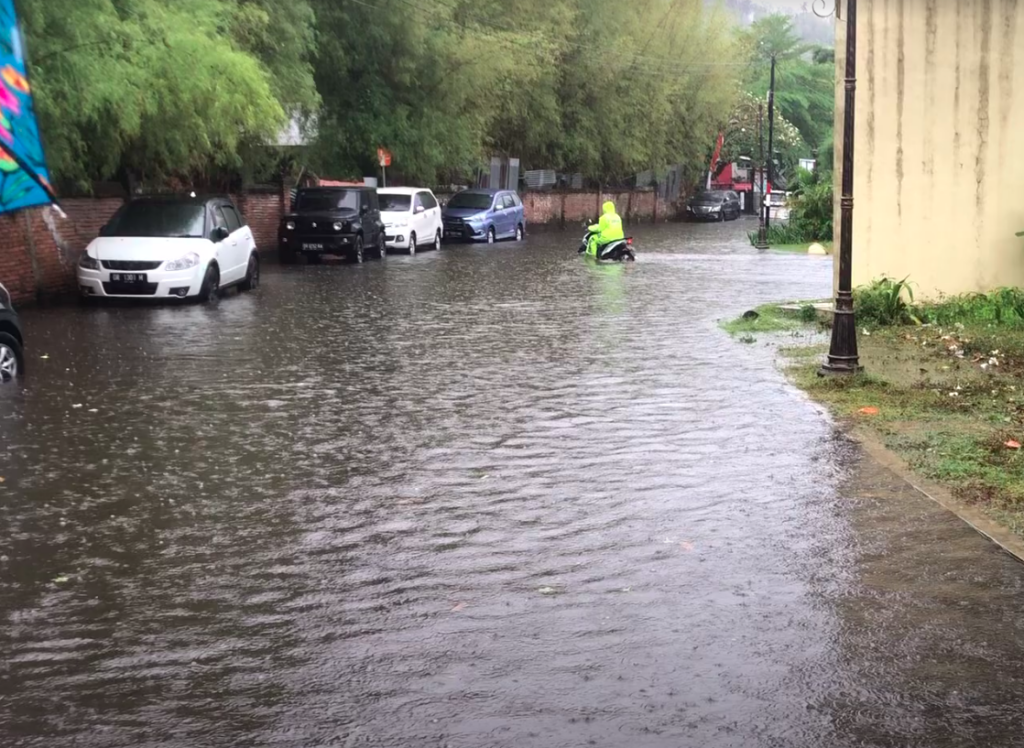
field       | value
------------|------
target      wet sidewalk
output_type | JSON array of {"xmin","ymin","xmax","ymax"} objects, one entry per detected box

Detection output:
[{"xmin": 1, "ymin": 219, "xmax": 1022, "ymax": 747}]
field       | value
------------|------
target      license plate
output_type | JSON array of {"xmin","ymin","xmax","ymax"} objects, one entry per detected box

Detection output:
[
  {"xmin": 303, "ymin": 243, "xmax": 324, "ymax": 251},
  {"xmin": 111, "ymin": 273, "xmax": 147, "ymax": 283}
]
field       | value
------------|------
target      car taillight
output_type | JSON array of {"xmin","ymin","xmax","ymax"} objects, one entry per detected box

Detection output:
[{"xmin": 626, "ymin": 237, "xmax": 633, "ymax": 246}]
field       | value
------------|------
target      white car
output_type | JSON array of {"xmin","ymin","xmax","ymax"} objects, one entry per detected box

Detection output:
[
  {"xmin": 766, "ymin": 191, "xmax": 792, "ymax": 222},
  {"xmin": 77, "ymin": 196, "xmax": 260, "ymax": 301},
  {"xmin": 378, "ymin": 187, "xmax": 443, "ymax": 255}
]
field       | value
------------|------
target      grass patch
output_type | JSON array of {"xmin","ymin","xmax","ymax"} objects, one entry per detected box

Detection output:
[
  {"xmin": 781, "ymin": 325, "xmax": 1024, "ymax": 535},
  {"xmin": 779, "ymin": 343, "xmax": 828, "ymax": 359},
  {"xmin": 721, "ymin": 304, "xmax": 808, "ymax": 336}
]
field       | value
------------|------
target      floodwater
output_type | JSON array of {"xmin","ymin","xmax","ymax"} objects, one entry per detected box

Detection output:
[{"xmin": 2, "ymin": 219, "xmax": 1023, "ymax": 747}]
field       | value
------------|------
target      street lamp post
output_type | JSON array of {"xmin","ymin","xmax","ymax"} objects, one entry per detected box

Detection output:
[
  {"xmin": 818, "ymin": 0, "xmax": 862, "ymax": 375},
  {"xmin": 764, "ymin": 54, "xmax": 776, "ymax": 235},
  {"xmin": 755, "ymin": 102, "xmax": 768, "ymax": 249}
]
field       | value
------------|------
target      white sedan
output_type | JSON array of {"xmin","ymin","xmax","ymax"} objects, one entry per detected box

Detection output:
[
  {"xmin": 379, "ymin": 187, "xmax": 443, "ymax": 255},
  {"xmin": 77, "ymin": 196, "xmax": 259, "ymax": 301}
]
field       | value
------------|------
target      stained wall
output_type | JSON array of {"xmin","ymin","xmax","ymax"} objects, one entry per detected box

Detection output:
[{"xmin": 834, "ymin": 0, "xmax": 1024, "ymax": 298}]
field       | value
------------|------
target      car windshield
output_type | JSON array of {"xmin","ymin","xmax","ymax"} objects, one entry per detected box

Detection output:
[
  {"xmin": 296, "ymin": 190, "xmax": 360, "ymax": 212},
  {"xmin": 379, "ymin": 194, "xmax": 412, "ymax": 212},
  {"xmin": 108, "ymin": 202, "xmax": 206, "ymax": 238},
  {"xmin": 696, "ymin": 192, "xmax": 727, "ymax": 203},
  {"xmin": 447, "ymin": 192, "xmax": 493, "ymax": 210}
]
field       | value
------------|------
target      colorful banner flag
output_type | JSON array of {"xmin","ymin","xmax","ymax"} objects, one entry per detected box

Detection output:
[{"xmin": 0, "ymin": 0, "xmax": 56, "ymax": 214}]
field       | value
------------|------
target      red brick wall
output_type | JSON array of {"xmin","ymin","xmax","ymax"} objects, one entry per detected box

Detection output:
[
  {"xmin": 1, "ymin": 191, "xmax": 286, "ymax": 305},
  {"xmin": 0, "ymin": 188, "xmax": 674, "ymax": 304},
  {"xmin": 513, "ymin": 191, "xmax": 677, "ymax": 227},
  {"xmin": 0, "ymin": 198, "xmax": 124, "ymax": 304},
  {"xmin": 231, "ymin": 190, "xmax": 283, "ymax": 252}
]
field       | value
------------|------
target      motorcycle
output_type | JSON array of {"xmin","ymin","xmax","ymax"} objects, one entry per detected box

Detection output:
[{"xmin": 577, "ymin": 228, "xmax": 636, "ymax": 262}]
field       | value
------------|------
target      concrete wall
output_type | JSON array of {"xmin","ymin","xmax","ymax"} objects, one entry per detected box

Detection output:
[{"xmin": 834, "ymin": 0, "xmax": 1024, "ymax": 298}]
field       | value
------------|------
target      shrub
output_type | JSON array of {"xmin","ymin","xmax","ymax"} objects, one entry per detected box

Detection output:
[
  {"xmin": 746, "ymin": 168, "xmax": 834, "ymax": 247},
  {"xmin": 748, "ymin": 224, "xmax": 810, "ymax": 246},
  {"xmin": 855, "ymin": 277, "xmax": 916, "ymax": 327},
  {"xmin": 787, "ymin": 168, "xmax": 833, "ymax": 242},
  {"xmin": 919, "ymin": 288, "xmax": 1024, "ymax": 327}
]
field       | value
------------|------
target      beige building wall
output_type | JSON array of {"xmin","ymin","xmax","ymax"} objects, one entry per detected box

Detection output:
[{"xmin": 834, "ymin": 0, "xmax": 1024, "ymax": 299}]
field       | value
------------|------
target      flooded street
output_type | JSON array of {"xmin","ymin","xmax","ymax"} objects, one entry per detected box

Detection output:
[{"xmin": 3, "ymin": 219, "xmax": 1024, "ymax": 747}]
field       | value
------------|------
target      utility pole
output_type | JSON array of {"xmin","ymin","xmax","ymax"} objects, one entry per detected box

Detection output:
[
  {"xmin": 764, "ymin": 53, "xmax": 776, "ymax": 234},
  {"xmin": 755, "ymin": 102, "xmax": 768, "ymax": 249},
  {"xmin": 821, "ymin": 0, "xmax": 863, "ymax": 375}
]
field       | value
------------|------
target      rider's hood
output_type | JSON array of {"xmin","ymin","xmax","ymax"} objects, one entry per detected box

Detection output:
[{"xmin": 602, "ymin": 201, "xmax": 616, "ymax": 215}]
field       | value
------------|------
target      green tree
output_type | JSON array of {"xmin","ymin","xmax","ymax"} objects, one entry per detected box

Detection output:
[
  {"xmin": 22, "ymin": 0, "xmax": 315, "ymax": 188},
  {"xmin": 717, "ymin": 91, "xmax": 803, "ymax": 177},
  {"xmin": 739, "ymin": 13, "xmax": 834, "ymax": 152}
]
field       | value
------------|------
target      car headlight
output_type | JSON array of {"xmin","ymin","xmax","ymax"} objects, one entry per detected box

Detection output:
[
  {"xmin": 333, "ymin": 222, "xmax": 344, "ymax": 231},
  {"xmin": 710, "ymin": 205, "xmax": 722, "ymax": 212},
  {"xmin": 164, "ymin": 252, "xmax": 200, "ymax": 272},
  {"xmin": 79, "ymin": 253, "xmax": 100, "ymax": 270},
  {"xmin": 285, "ymin": 221, "xmax": 295, "ymax": 231},
  {"xmin": 393, "ymin": 217, "xmax": 409, "ymax": 227}
]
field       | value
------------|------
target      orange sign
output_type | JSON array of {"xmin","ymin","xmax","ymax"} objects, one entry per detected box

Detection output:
[{"xmin": 377, "ymin": 147, "xmax": 392, "ymax": 167}]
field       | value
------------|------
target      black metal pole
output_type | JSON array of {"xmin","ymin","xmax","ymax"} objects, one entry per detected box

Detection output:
[
  {"xmin": 764, "ymin": 54, "xmax": 776, "ymax": 234},
  {"xmin": 755, "ymin": 102, "xmax": 768, "ymax": 248},
  {"xmin": 821, "ymin": 0, "xmax": 862, "ymax": 375}
]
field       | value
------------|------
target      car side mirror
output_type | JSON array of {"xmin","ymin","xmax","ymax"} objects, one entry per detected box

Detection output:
[
  {"xmin": 415, "ymin": 205, "xmax": 425, "ymax": 214},
  {"xmin": 211, "ymin": 226, "xmax": 230, "ymax": 242}
]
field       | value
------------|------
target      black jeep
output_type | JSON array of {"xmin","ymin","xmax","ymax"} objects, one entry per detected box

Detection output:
[{"xmin": 279, "ymin": 186, "xmax": 386, "ymax": 264}]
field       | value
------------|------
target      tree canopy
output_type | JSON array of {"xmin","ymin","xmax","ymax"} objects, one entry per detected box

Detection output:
[
  {"xmin": 22, "ymin": 0, "xmax": 317, "ymax": 188},
  {"xmin": 20, "ymin": 0, "xmax": 831, "ymax": 190},
  {"xmin": 738, "ymin": 13, "xmax": 834, "ymax": 154}
]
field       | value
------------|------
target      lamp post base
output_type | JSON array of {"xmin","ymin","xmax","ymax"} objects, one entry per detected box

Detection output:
[
  {"xmin": 819, "ymin": 292, "xmax": 862, "ymax": 376},
  {"xmin": 819, "ymin": 358, "xmax": 863, "ymax": 376},
  {"xmin": 754, "ymin": 227, "xmax": 769, "ymax": 250}
]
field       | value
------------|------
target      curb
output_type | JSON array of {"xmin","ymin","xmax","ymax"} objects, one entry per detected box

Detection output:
[{"xmin": 852, "ymin": 427, "xmax": 1024, "ymax": 566}]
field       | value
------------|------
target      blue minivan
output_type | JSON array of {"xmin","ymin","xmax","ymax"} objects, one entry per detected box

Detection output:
[{"xmin": 442, "ymin": 189, "xmax": 526, "ymax": 244}]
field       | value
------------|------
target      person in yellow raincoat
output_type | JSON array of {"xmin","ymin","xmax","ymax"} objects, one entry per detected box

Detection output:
[{"xmin": 586, "ymin": 201, "xmax": 625, "ymax": 258}]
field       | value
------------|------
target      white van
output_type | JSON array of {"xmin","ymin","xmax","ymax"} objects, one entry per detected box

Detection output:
[{"xmin": 378, "ymin": 188, "xmax": 443, "ymax": 255}]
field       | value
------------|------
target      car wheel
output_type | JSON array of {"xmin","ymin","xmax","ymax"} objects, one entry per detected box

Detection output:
[
  {"xmin": 515, "ymin": 224, "xmax": 524, "ymax": 242},
  {"xmin": 352, "ymin": 236, "xmax": 364, "ymax": 264},
  {"xmin": 0, "ymin": 332, "xmax": 23, "ymax": 383},
  {"xmin": 718, "ymin": 211, "xmax": 726, "ymax": 222},
  {"xmin": 408, "ymin": 233, "xmax": 417, "ymax": 256},
  {"xmin": 240, "ymin": 253, "xmax": 260, "ymax": 292},
  {"xmin": 434, "ymin": 230, "xmax": 441, "ymax": 251},
  {"xmin": 487, "ymin": 227, "xmax": 496, "ymax": 244},
  {"xmin": 198, "ymin": 265, "xmax": 220, "ymax": 302}
]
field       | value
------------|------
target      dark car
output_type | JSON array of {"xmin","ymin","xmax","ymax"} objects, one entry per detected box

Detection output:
[
  {"xmin": 279, "ymin": 186, "xmax": 386, "ymax": 264},
  {"xmin": 0, "ymin": 282, "xmax": 24, "ymax": 383},
  {"xmin": 686, "ymin": 190, "xmax": 741, "ymax": 222},
  {"xmin": 442, "ymin": 189, "xmax": 526, "ymax": 244}
]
